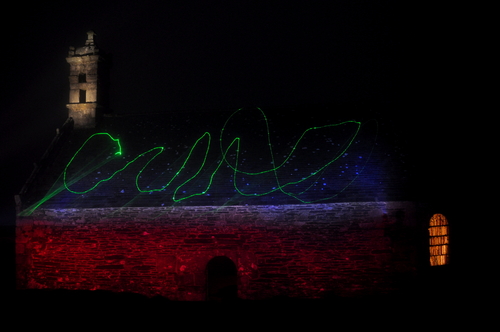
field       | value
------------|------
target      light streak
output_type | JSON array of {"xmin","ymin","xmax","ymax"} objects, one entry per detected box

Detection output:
[{"xmin": 25, "ymin": 108, "xmax": 376, "ymax": 213}]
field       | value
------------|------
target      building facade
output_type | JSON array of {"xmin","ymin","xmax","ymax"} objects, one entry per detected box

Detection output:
[{"xmin": 15, "ymin": 32, "xmax": 446, "ymax": 301}]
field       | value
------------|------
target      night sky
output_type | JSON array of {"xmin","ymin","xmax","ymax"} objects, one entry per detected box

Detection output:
[{"xmin": 2, "ymin": 1, "xmax": 462, "ymax": 226}]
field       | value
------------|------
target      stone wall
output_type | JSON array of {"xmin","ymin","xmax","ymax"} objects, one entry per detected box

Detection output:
[{"xmin": 16, "ymin": 201, "xmax": 419, "ymax": 300}]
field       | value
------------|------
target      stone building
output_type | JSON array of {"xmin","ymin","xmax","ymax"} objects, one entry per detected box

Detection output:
[
  {"xmin": 15, "ymin": 32, "xmax": 450, "ymax": 301},
  {"xmin": 66, "ymin": 31, "xmax": 110, "ymax": 129}
]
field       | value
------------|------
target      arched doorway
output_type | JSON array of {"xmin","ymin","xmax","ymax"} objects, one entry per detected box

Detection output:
[
  {"xmin": 205, "ymin": 256, "xmax": 238, "ymax": 301},
  {"xmin": 429, "ymin": 213, "xmax": 449, "ymax": 266}
]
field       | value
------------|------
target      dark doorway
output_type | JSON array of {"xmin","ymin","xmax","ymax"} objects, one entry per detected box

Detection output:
[{"xmin": 205, "ymin": 256, "xmax": 238, "ymax": 302}]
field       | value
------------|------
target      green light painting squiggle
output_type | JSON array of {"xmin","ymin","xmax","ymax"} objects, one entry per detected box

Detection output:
[{"xmin": 25, "ymin": 108, "xmax": 376, "ymax": 214}]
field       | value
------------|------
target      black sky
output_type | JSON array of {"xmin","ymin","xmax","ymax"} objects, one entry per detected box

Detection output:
[
  {"xmin": 2, "ymin": 1, "xmax": 462, "ymax": 226},
  {"xmin": 6, "ymin": 1, "xmax": 410, "ymax": 113}
]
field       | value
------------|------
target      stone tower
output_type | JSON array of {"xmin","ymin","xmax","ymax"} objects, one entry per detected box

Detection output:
[{"xmin": 66, "ymin": 31, "xmax": 108, "ymax": 129}]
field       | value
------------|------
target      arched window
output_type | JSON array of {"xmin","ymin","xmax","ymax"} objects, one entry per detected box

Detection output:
[
  {"xmin": 205, "ymin": 256, "xmax": 237, "ymax": 301},
  {"xmin": 429, "ymin": 214, "xmax": 449, "ymax": 266}
]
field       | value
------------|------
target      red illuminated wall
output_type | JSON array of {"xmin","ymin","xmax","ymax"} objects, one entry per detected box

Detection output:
[{"xmin": 16, "ymin": 202, "xmax": 419, "ymax": 300}]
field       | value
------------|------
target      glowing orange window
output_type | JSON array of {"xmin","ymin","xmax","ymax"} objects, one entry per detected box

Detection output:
[{"xmin": 429, "ymin": 214, "xmax": 449, "ymax": 266}]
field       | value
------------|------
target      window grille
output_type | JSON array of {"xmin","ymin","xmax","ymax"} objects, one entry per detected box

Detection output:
[{"xmin": 429, "ymin": 214, "xmax": 449, "ymax": 266}]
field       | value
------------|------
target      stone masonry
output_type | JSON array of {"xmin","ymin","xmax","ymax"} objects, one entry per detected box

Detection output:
[{"xmin": 16, "ymin": 201, "xmax": 419, "ymax": 300}]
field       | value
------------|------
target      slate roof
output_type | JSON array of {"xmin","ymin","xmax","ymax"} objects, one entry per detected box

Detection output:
[{"xmin": 19, "ymin": 105, "xmax": 413, "ymax": 214}]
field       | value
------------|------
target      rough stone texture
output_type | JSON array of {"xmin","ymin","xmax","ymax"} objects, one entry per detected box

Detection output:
[{"xmin": 16, "ymin": 201, "xmax": 420, "ymax": 300}]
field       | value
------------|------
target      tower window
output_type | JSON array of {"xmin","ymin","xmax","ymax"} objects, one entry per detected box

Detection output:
[
  {"xmin": 78, "ymin": 73, "xmax": 87, "ymax": 83},
  {"xmin": 79, "ymin": 89, "xmax": 86, "ymax": 103},
  {"xmin": 429, "ymin": 213, "xmax": 449, "ymax": 266}
]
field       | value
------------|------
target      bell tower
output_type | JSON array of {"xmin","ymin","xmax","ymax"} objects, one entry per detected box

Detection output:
[{"xmin": 66, "ymin": 31, "xmax": 108, "ymax": 129}]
